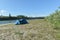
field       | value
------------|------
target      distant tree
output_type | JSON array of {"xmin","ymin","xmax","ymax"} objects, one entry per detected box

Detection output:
[
  {"xmin": 58, "ymin": 6, "xmax": 60, "ymax": 9},
  {"xmin": 9, "ymin": 13, "xmax": 12, "ymax": 18},
  {"xmin": 17, "ymin": 15, "xmax": 27, "ymax": 19}
]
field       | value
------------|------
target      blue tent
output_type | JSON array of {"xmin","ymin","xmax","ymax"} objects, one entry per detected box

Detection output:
[{"xmin": 15, "ymin": 19, "xmax": 28, "ymax": 25}]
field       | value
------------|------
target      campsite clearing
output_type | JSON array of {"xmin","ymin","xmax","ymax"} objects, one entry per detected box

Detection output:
[{"xmin": 0, "ymin": 19, "xmax": 56, "ymax": 40}]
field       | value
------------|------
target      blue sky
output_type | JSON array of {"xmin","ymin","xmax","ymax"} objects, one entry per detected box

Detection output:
[{"xmin": 0, "ymin": 0, "xmax": 60, "ymax": 17}]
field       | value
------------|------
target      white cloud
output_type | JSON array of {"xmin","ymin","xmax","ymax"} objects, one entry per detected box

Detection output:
[
  {"xmin": 0, "ymin": 10, "xmax": 8, "ymax": 14},
  {"xmin": 0, "ymin": 10, "xmax": 9, "ymax": 16}
]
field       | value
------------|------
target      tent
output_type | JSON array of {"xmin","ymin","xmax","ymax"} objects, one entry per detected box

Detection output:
[{"xmin": 15, "ymin": 19, "xmax": 28, "ymax": 25}]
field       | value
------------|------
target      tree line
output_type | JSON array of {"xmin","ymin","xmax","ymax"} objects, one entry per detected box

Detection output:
[{"xmin": 0, "ymin": 14, "xmax": 45, "ymax": 21}]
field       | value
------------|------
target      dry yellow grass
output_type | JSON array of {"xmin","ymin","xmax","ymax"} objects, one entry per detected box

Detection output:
[{"xmin": 0, "ymin": 19, "xmax": 56, "ymax": 40}]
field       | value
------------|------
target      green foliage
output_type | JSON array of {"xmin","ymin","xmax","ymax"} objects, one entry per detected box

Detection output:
[
  {"xmin": 17, "ymin": 15, "xmax": 28, "ymax": 18},
  {"xmin": 46, "ymin": 10, "xmax": 60, "ymax": 29},
  {"xmin": 9, "ymin": 13, "xmax": 12, "ymax": 18}
]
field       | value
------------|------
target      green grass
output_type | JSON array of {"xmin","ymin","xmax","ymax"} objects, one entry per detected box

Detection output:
[{"xmin": 0, "ymin": 19, "xmax": 56, "ymax": 40}]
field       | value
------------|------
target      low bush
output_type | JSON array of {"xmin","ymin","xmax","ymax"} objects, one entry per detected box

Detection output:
[{"xmin": 46, "ymin": 10, "xmax": 60, "ymax": 29}]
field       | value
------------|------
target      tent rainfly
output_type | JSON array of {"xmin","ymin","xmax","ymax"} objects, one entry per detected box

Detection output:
[{"xmin": 15, "ymin": 19, "xmax": 28, "ymax": 25}]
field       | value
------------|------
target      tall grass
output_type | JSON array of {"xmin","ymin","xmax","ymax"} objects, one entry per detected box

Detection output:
[{"xmin": 46, "ymin": 10, "xmax": 60, "ymax": 29}]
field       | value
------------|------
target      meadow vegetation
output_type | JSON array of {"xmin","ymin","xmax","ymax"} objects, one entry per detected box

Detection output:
[{"xmin": 0, "ymin": 19, "xmax": 56, "ymax": 40}]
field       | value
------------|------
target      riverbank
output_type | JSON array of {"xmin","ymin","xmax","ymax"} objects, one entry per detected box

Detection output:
[
  {"xmin": 0, "ymin": 19, "xmax": 56, "ymax": 40},
  {"xmin": 0, "ymin": 23, "xmax": 13, "ymax": 26}
]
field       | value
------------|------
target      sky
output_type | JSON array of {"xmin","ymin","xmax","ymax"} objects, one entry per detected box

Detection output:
[{"xmin": 0, "ymin": 0, "xmax": 60, "ymax": 17}]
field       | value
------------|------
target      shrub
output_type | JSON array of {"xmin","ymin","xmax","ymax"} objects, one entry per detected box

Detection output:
[{"xmin": 46, "ymin": 10, "xmax": 60, "ymax": 29}]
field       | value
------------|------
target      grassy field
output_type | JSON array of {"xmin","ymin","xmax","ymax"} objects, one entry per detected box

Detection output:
[{"xmin": 0, "ymin": 19, "xmax": 56, "ymax": 40}]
